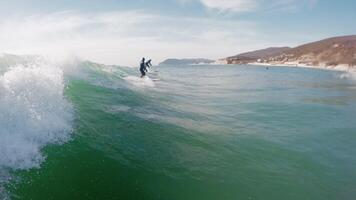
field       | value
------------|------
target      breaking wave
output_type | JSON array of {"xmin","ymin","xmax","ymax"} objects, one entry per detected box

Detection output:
[{"xmin": 0, "ymin": 57, "xmax": 74, "ymax": 170}]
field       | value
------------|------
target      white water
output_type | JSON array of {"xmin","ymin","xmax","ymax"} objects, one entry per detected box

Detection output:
[
  {"xmin": 340, "ymin": 71, "xmax": 356, "ymax": 81},
  {"xmin": 124, "ymin": 76, "xmax": 155, "ymax": 88},
  {"xmin": 0, "ymin": 61, "xmax": 73, "ymax": 170}
]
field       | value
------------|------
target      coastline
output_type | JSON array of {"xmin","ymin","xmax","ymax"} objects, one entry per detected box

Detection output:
[{"xmin": 247, "ymin": 62, "xmax": 356, "ymax": 73}]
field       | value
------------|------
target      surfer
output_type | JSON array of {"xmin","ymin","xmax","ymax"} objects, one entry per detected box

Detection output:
[{"xmin": 140, "ymin": 58, "xmax": 147, "ymax": 78}]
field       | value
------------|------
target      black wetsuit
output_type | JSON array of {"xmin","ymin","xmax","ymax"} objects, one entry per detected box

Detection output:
[{"xmin": 140, "ymin": 62, "xmax": 146, "ymax": 77}]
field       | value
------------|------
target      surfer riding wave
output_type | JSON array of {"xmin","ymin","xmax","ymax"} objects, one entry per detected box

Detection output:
[{"xmin": 139, "ymin": 58, "xmax": 152, "ymax": 78}]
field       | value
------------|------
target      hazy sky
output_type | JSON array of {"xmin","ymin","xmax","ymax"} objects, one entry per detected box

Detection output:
[{"xmin": 0, "ymin": 0, "xmax": 354, "ymax": 66}]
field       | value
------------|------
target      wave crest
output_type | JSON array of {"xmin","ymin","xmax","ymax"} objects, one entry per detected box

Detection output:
[{"xmin": 0, "ymin": 61, "xmax": 73, "ymax": 170}]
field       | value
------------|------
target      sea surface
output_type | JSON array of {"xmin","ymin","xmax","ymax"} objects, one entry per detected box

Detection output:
[{"xmin": 1, "ymin": 57, "xmax": 356, "ymax": 200}]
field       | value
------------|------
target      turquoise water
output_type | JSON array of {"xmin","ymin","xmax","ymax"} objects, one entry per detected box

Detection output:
[{"xmin": 1, "ymin": 61, "xmax": 356, "ymax": 200}]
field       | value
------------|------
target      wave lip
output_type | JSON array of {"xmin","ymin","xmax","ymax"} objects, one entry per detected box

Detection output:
[{"xmin": 0, "ymin": 61, "xmax": 73, "ymax": 170}]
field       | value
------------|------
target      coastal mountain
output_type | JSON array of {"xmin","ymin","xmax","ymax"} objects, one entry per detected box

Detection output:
[
  {"xmin": 160, "ymin": 58, "xmax": 215, "ymax": 65},
  {"xmin": 224, "ymin": 47, "xmax": 291, "ymax": 64},
  {"xmin": 222, "ymin": 35, "xmax": 356, "ymax": 70}
]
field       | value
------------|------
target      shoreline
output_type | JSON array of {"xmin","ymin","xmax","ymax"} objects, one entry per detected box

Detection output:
[{"xmin": 247, "ymin": 62, "xmax": 356, "ymax": 73}]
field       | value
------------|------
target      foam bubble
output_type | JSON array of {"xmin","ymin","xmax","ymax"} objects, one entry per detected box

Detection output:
[
  {"xmin": 0, "ymin": 61, "xmax": 73, "ymax": 170},
  {"xmin": 123, "ymin": 75, "xmax": 155, "ymax": 88}
]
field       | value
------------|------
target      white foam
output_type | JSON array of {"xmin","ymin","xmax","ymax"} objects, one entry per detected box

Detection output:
[
  {"xmin": 340, "ymin": 73, "xmax": 350, "ymax": 79},
  {"xmin": 339, "ymin": 70, "xmax": 356, "ymax": 81},
  {"xmin": 0, "ymin": 61, "xmax": 73, "ymax": 170},
  {"xmin": 104, "ymin": 105, "xmax": 131, "ymax": 113},
  {"xmin": 123, "ymin": 75, "xmax": 155, "ymax": 88}
]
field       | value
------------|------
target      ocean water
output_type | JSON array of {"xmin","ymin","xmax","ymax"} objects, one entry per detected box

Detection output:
[{"xmin": 1, "ymin": 57, "xmax": 356, "ymax": 200}]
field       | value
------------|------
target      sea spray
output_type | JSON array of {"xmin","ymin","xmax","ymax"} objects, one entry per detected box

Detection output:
[
  {"xmin": 0, "ymin": 61, "xmax": 74, "ymax": 170},
  {"xmin": 0, "ymin": 64, "xmax": 72, "ymax": 169}
]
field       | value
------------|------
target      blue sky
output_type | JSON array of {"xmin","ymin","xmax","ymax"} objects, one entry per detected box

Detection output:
[{"xmin": 0, "ymin": 0, "xmax": 354, "ymax": 65}]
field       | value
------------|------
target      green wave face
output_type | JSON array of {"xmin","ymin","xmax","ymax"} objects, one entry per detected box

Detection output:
[{"xmin": 2, "ymin": 58, "xmax": 356, "ymax": 200}]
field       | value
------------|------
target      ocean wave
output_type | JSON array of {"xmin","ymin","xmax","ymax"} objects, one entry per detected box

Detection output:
[
  {"xmin": 123, "ymin": 75, "xmax": 155, "ymax": 88},
  {"xmin": 0, "ymin": 60, "xmax": 74, "ymax": 170}
]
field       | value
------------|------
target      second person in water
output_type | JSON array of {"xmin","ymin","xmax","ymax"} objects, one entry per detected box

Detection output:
[{"xmin": 140, "ymin": 58, "xmax": 152, "ymax": 78}]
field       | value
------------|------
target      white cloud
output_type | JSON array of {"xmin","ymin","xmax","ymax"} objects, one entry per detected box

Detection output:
[
  {"xmin": 183, "ymin": 0, "xmax": 318, "ymax": 13},
  {"xmin": 260, "ymin": 0, "xmax": 319, "ymax": 12},
  {"xmin": 198, "ymin": 0, "xmax": 257, "ymax": 12},
  {"xmin": 0, "ymin": 11, "xmax": 275, "ymax": 66}
]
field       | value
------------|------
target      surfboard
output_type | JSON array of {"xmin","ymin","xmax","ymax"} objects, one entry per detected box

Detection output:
[{"xmin": 123, "ymin": 76, "xmax": 155, "ymax": 87}]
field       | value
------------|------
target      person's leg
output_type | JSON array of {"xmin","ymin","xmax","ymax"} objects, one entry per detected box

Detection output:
[{"xmin": 140, "ymin": 69, "xmax": 145, "ymax": 78}]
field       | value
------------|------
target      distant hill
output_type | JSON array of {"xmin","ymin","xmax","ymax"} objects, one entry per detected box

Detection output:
[
  {"xmin": 268, "ymin": 35, "xmax": 356, "ymax": 67},
  {"xmin": 224, "ymin": 47, "xmax": 291, "ymax": 64},
  {"xmin": 222, "ymin": 35, "xmax": 356, "ymax": 70},
  {"xmin": 160, "ymin": 58, "xmax": 215, "ymax": 65}
]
